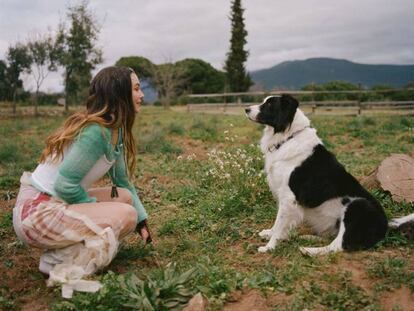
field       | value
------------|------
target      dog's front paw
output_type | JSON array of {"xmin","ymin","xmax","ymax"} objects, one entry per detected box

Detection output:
[
  {"xmin": 259, "ymin": 229, "xmax": 273, "ymax": 239},
  {"xmin": 258, "ymin": 244, "xmax": 274, "ymax": 253},
  {"xmin": 258, "ymin": 246, "xmax": 269, "ymax": 253}
]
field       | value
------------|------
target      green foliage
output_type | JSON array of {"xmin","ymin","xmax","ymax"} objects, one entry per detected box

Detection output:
[
  {"xmin": 57, "ymin": 1, "xmax": 103, "ymax": 108},
  {"xmin": 301, "ymin": 80, "xmax": 414, "ymax": 102},
  {"xmin": 113, "ymin": 244, "xmax": 154, "ymax": 263},
  {"xmin": 161, "ymin": 135, "xmax": 273, "ymax": 246},
  {"xmin": 26, "ymin": 33, "xmax": 60, "ymax": 115},
  {"xmin": 0, "ymin": 212, "xmax": 12, "ymax": 230},
  {"xmin": 138, "ymin": 128, "xmax": 182, "ymax": 155},
  {"xmin": 0, "ymin": 292, "xmax": 15, "ymax": 310},
  {"xmin": 3, "ymin": 43, "xmax": 32, "ymax": 102},
  {"xmin": 224, "ymin": 0, "xmax": 252, "ymax": 92},
  {"xmin": 367, "ymin": 257, "xmax": 414, "ymax": 292},
  {"xmin": 54, "ymin": 263, "xmax": 199, "ymax": 311},
  {"xmin": 0, "ymin": 60, "xmax": 9, "ymax": 101},
  {"xmin": 189, "ymin": 117, "xmax": 218, "ymax": 141},
  {"xmin": 196, "ymin": 264, "xmax": 243, "ymax": 298},
  {"xmin": 116, "ymin": 56, "xmax": 155, "ymax": 79},
  {"xmin": 2, "ymin": 107, "xmax": 414, "ymax": 310},
  {"xmin": 247, "ymin": 261, "xmax": 309, "ymax": 294},
  {"xmin": 168, "ymin": 123, "xmax": 185, "ymax": 136},
  {"xmin": 282, "ymin": 272, "xmax": 376, "ymax": 311},
  {"xmin": 116, "ymin": 56, "xmax": 226, "ymax": 106},
  {"xmin": 175, "ymin": 58, "xmax": 225, "ymax": 94},
  {"xmin": 371, "ymin": 190, "xmax": 414, "ymax": 220},
  {"xmin": 0, "ymin": 142, "xmax": 21, "ymax": 164}
]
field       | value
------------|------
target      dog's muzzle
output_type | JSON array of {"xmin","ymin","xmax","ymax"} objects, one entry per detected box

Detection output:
[{"xmin": 245, "ymin": 106, "xmax": 258, "ymax": 122}]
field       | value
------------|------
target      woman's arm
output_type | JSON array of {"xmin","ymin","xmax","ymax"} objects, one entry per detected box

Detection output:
[
  {"xmin": 54, "ymin": 124, "xmax": 109, "ymax": 204},
  {"xmin": 109, "ymin": 152, "xmax": 148, "ymax": 223}
]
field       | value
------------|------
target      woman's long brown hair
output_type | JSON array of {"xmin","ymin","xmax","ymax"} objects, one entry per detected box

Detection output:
[{"xmin": 40, "ymin": 66, "xmax": 138, "ymax": 179}]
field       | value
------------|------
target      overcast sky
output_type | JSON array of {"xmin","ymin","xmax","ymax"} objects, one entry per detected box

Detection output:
[{"xmin": 1, "ymin": 0, "xmax": 413, "ymax": 92}]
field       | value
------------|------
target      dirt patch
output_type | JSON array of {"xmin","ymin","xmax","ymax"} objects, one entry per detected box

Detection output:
[
  {"xmin": 339, "ymin": 258, "xmax": 373, "ymax": 292},
  {"xmin": 21, "ymin": 301, "xmax": 50, "ymax": 311},
  {"xmin": 379, "ymin": 286, "xmax": 414, "ymax": 311},
  {"xmin": 170, "ymin": 136, "xmax": 209, "ymax": 160},
  {"xmin": 0, "ymin": 198, "xmax": 53, "ymax": 309},
  {"xmin": 223, "ymin": 289, "xmax": 290, "ymax": 311}
]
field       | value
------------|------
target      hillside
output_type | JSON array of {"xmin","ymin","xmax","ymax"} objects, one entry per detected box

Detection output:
[{"xmin": 250, "ymin": 58, "xmax": 414, "ymax": 89}]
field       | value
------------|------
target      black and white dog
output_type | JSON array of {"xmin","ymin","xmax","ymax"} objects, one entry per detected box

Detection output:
[{"xmin": 245, "ymin": 94, "xmax": 412, "ymax": 255}]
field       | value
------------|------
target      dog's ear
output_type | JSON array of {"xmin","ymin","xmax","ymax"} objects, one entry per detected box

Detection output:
[
  {"xmin": 273, "ymin": 94, "xmax": 299, "ymax": 133},
  {"xmin": 281, "ymin": 94, "xmax": 299, "ymax": 110}
]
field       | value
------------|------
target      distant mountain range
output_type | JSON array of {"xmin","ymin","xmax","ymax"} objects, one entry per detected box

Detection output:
[{"xmin": 250, "ymin": 58, "xmax": 414, "ymax": 90}]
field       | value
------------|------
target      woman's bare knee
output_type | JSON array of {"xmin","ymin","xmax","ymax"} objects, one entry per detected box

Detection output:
[
  {"xmin": 118, "ymin": 203, "xmax": 137, "ymax": 236},
  {"xmin": 87, "ymin": 187, "xmax": 132, "ymax": 205},
  {"xmin": 118, "ymin": 188, "xmax": 133, "ymax": 205}
]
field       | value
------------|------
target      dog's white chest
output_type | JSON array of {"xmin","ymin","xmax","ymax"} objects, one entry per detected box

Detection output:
[{"xmin": 265, "ymin": 156, "xmax": 297, "ymax": 192}]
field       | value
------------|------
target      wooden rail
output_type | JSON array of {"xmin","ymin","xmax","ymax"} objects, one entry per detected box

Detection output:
[
  {"xmin": 185, "ymin": 88, "xmax": 414, "ymax": 115},
  {"xmin": 186, "ymin": 101, "xmax": 414, "ymax": 115},
  {"xmin": 187, "ymin": 88, "xmax": 414, "ymax": 98}
]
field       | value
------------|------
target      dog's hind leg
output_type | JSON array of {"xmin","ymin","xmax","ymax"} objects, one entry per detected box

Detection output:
[
  {"xmin": 299, "ymin": 220, "xmax": 345, "ymax": 256},
  {"xmin": 258, "ymin": 196, "xmax": 303, "ymax": 253},
  {"xmin": 300, "ymin": 210, "xmax": 346, "ymax": 256}
]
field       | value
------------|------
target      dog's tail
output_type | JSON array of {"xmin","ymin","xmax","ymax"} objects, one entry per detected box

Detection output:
[{"xmin": 389, "ymin": 213, "xmax": 414, "ymax": 240}]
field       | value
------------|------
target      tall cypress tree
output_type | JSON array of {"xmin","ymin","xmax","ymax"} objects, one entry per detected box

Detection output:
[{"xmin": 224, "ymin": 0, "xmax": 252, "ymax": 92}]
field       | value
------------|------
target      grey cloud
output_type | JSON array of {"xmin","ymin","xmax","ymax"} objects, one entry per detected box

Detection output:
[{"xmin": 0, "ymin": 0, "xmax": 413, "ymax": 92}]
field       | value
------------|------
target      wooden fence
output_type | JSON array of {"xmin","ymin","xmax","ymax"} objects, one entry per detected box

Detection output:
[{"xmin": 185, "ymin": 89, "xmax": 414, "ymax": 116}]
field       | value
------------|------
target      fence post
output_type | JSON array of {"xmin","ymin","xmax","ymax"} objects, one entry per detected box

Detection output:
[
  {"xmin": 357, "ymin": 83, "xmax": 362, "ymax": 115},
  {"xmin": 311, "ymin": 82, "xmax": 316, "ymax": 114}
]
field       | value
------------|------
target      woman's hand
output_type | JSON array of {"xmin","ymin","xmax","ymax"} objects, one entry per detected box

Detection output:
[{"xmin": 136, "ymin": 219, "xmax": 153, "ymax": 245}]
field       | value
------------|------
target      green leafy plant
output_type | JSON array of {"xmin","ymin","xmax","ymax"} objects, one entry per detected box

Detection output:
[
  {"xmin": 367, "ymin": 257, "xmax": 414, "ymax": 292},
  {"xmin": 54, "ymin": 263, "xmax": 199, "ymax": 311},
  {"xmin": 119, "ymin": 263, "xmax": 197, "ymax": 310}
]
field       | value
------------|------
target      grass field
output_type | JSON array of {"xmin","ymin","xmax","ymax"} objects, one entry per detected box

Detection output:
[{"xmin": 0, "ymin": 106, "xmax": 413, "ymax": 310}]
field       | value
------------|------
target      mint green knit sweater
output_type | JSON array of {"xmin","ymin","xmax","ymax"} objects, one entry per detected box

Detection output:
[{"xmin": 53, "ymin": 124, "xmax": 147, "ymax": 222}]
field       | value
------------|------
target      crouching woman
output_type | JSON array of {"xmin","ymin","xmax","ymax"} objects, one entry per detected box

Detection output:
[{"xmin": 12, "ymin": 66, "xmax": 151, "ymax": 297}]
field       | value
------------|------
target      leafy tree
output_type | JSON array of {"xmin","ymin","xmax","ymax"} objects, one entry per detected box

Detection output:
[
  {"xmin": 116, "ymin": 56, "xmax": 226, "ymax": 106},
  {"xmin": 404, "ymin": 82, "xmax": 414, "ymax": 89},
  {"xmin": 153, "ymin": 62, "xmax": 187, "ymax": 108},
  {"xmin": 27, "ymin": 33, "xmax": 59, "ymax": 116},
  {"xmin": 390, "ymin": 83, "xmax": 414, "ymax": 101},
  {"xmin": 56, "ymin": 1, "xmax": 102, "ymax": 112},
  {"xmin": 116, "ymin": 56, "xmax": 186, "ymax": 108},
  {"xmin": 224, "ymin": 0, "xmax": 252, "ymax": 92},
  {"xmin": 116, "ymin": 56, "xmax": 155, "ymax": 80},
  {"xmin": 0, "ymin": 60, "xmax": 8, "ymax": 101},
  {"xmin": 175, "ymin": 58, "xmax": 225, "ymax": 94},
  {"xmin": 5, "ymin": 43, "xmax": 32, "ymax": 114}
]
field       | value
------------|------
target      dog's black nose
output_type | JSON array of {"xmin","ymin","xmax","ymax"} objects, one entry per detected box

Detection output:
[{"xmin": 245, "ymin": 108, "xmax": 251, "ymax": 113}]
